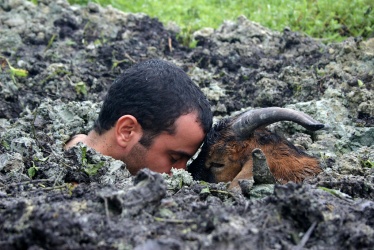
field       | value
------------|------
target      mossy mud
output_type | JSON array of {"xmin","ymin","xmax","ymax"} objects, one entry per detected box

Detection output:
[{"xmin": 0, "ymin": 0, "xmax": 373, "ymax": 249}]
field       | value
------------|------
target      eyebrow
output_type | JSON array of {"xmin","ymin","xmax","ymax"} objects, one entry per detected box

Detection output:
[{"xmin": 169, "ymin": 150, "xmax": 194, "ymax": 159}]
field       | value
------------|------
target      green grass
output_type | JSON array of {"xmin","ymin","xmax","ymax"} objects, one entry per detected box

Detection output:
[{"xmin": 69, "ymin": 0, "xmax": 373, "ymax": 42}]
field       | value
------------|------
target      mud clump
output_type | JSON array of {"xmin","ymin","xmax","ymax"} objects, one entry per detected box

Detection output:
[{"xmin": 1, "ymin": 0, "xmax": 373, "ymax": 249}]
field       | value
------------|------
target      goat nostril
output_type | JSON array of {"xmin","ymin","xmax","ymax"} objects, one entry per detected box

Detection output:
[{"xmin": 210, "ymin": 162, "xmax": 225, "ymax": 169}]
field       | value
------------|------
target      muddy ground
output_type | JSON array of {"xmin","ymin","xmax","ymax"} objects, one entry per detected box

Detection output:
[{"xmin": 0, "ymin": 0, "xmax": 373, "ymax": 249}]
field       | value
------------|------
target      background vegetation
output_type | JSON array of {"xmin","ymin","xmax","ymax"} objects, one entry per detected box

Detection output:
[{"xmin": 66, "ymin": 0, "xmax": 373, "ymax": 42}]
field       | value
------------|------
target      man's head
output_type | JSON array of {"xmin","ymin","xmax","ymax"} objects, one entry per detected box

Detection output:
[{"xmin": 93, "ymin": 59, "xmax": 212, "ymax": 174}]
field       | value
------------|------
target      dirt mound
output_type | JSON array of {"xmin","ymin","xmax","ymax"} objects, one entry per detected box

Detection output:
[{"xmin": 1, "ymin": 0, "xmax": 373, "ymax": 249}]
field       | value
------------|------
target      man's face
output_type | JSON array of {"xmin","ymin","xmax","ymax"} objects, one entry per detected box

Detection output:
[{"xmin": 124, "ymin": 112, "xmax": 205, "ymax": 175}]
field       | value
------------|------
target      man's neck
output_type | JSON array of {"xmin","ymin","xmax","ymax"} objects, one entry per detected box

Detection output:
[
  {"xmin": 64, "ymin": 130, "xmax": 112, "ymax": 155},
  {"xmin": 85, "ymin": 130, "xmax": 114, "ymax": 156}
]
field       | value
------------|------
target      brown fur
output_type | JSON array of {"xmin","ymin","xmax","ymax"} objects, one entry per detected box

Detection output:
[{"xmin": 202, "ymin": 127, "xmax": 321, "ymax": 189}]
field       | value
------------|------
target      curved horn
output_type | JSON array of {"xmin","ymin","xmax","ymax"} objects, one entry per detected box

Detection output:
[{"xmin": 232, "ymin": 107, "xmax": 325, "ymax": 137}]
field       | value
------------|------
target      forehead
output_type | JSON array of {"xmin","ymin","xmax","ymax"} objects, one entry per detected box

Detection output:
[{"xmin": 151, "ymin": 113, "xmax": 205, "ymax": 155}]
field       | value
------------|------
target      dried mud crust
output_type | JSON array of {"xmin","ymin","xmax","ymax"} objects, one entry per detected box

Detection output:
[
  {"xmin": 1, "ymin": 0, "xmax": 374, "ymax": 249},
  {"xmin": 1, "ymin": 170, "xmax": 374, "ymax": 249}
]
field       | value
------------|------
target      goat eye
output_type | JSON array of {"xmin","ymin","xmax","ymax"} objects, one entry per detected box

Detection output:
[{"xmin": 209, "ymin": 162, "xmax": 225, "ymax": 169}]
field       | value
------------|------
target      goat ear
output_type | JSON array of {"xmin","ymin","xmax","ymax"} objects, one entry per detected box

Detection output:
[{"xmin": 227, "ymin": 142, "xmax": 248, "ymax": 162}]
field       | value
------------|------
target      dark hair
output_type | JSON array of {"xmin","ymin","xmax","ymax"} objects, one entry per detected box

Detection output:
[{"xmin": 93, "ymin": 59, "xmax": 213, "ymax": 147}]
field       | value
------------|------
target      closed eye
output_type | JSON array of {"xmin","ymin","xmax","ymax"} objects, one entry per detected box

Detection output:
[
  {"xmin": 169, "ymin": 150, "xmax": 193, "ymax": 165},
  {"xmin": 210, "ymin": 162, "xmax": 225, "ymax": 169},
  {"xmin": 170, "ymin": 154, "xmax": 184, "ymax": 164}
]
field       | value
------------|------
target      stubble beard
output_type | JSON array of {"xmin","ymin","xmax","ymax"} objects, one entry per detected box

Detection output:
[{"xmin": 124, "ymin": 142, "xmax": 148, "ymax": 175}]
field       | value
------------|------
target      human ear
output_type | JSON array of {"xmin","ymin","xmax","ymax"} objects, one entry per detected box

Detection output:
[{"xmin": 115, "ymin": 115, "xmax": 142, "ymax": 149}]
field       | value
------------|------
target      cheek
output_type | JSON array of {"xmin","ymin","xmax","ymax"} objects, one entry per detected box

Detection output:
[{"xmin": 145, "ymin": 154, "xmax": 173, "ymax": 174}]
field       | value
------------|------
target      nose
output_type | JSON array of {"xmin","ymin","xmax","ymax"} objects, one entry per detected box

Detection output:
[{"xmin": 173, "ymin": 160, "xmax": 188, "ymax": 170}]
